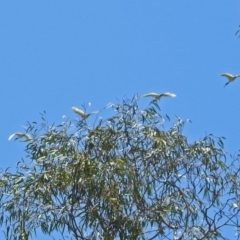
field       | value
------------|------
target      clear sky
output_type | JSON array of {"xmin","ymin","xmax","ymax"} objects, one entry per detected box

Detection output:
[{"xmin": 1, "ymin": 1, "xmax": 240, "ymax": 239}]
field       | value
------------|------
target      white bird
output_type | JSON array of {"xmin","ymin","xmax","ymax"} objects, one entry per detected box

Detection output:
[
  {"xmin": 8, "ymin": 132, "xmax": 32, "ymax": 141},
  {"xmin": 221, "ymin": 73, "xmax": 240, "ymax": 87},
  {"xmin": 71, "ymin": 106, "xmax": 98, "ymax": 120},
  {"xmin": 142, "ymin": 92, "xmax": 177, "ymax": 100}
]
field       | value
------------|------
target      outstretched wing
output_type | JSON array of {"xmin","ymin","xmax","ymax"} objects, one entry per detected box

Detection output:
[
  {"xmin": 72, "ymin": 106, "xmax": 87, "ymax": 119},
  {"xmin": 142, "ymin": 93, "xmax": 160, "ymax": 99},
  {"xmin": 8, "ymin": 132, "xmax": 32, "ymax": 141},
  {"xmin": 220, "ymin": 73, "xmax": 234, "ymax": 79},
  {"xmin": 160, "ymin": 92, "xmax": 177, "ymax": 98}
]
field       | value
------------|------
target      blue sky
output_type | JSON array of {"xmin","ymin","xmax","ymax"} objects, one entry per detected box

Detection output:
[{"xmin": 1, "ymin": 1, "xmax": 240, "ymax": 239}]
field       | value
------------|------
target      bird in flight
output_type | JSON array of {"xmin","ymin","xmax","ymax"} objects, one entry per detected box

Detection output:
[
  {"xmin": 71, "ymin": 106, "xmax": 98, "ymax": 120},
  {"xmin": 142, "ymin": 92, "xmax": 177, "ymax": 100},
  {"xmin": 221, "ymin": 73, "xmax": 240, "ymax": 87},
  {"xmin": 8, "ymin": 132, "xmax": 32, "ymax": 141}
]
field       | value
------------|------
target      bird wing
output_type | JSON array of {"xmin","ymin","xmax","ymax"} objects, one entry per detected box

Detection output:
[
  {"xmin": 8, "ymin": 132, "xmax": 32, "ymax": 141},
  {"xmin": 71, "ymin": 106, "xmax": 87, "ymax": 118},
  {"xmin": 89, "ymin": 111, "xmax": 99, "ymax": 115},
  {"xmin": 160, "ymin": 92, "xmax": 177, "ymax": 98},
  {"xmin": 8, "ymin": 133, "xmax": 17, "ymax": 140},
  {"xmin": 220, "ymin": 73, "xmax": 234, "ymax": 78},
  {"xmin": 142, "ymin": 93, "xmax": 160, "ymax": 98}
]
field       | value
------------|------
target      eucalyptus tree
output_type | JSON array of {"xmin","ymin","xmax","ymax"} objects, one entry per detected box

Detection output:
[{"xmin": 1, "ymin": 95, "xmax": 240, "ymax": 240}]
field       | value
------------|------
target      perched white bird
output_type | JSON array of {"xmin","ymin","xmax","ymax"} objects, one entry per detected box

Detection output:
[
  {"xmin": 221, "ymin": 73, "xmax": 240, "ymax": 87},
  {"xmin": 71, "ymin": 106, "xmax": 98, "ymax": 120},
  {"xmin": 142, "ymin": 92, "xmax": 177, "ymax": 100},
  {"xmin": 8, "ymin": 132, "xmax": 32, "ymax": 141}
]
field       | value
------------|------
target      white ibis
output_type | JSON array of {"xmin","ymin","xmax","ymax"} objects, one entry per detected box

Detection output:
[
  {"xmin": 8, "ymin": 132, "xmax": 32, "ymax": 141},
  {"xmin": 221, "ymin": 73, "xmax": 240, "ymax": 87},
  {"xmin": 142, "ymin": 92, "xmax": 177, "ymax": 100},
  {"xmin": 71, "ymin": 106, "xmax": 98, "ymax": 120}
]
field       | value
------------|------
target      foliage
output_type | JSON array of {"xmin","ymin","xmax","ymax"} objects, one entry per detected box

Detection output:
[{"xmin": 1, "ymin": 95, "xmax": 240, "ymax": 240}]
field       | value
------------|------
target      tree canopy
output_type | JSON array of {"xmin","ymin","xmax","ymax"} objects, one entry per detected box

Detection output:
[{"xmin": 1, "ymin": 95, "xmax": 240, "ymax": 240}]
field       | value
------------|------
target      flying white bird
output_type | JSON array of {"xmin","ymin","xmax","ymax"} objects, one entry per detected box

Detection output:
[
  {"xmin": 142, "ymin": 92, "xmax": 177, "ymax": 100},
  {"xmin": 221, "ymin": 73, "xmax": 240, "ymax": 87},
  {"xmin": 8, "ymin": 132, "xmax": 32, "ymax": 141},
  {"xmin": 71, "ymin": 106, "xmax": 98, "ymax": 120}
]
